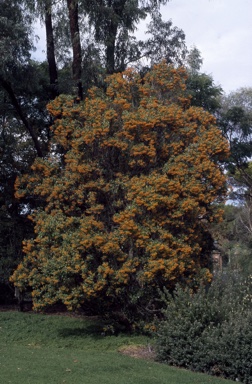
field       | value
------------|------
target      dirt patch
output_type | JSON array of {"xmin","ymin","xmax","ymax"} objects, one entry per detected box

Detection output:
[{"xmin": 118, "ymin": 344, "xmax": 156, "ymax": 361}]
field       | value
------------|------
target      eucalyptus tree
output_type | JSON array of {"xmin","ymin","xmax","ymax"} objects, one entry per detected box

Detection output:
[
  {"xmin": 185, "ymin": 47, "xmax": 222, "ymax": 114},
  {"xmin": 0, "ymin": 0, "xmax": 45, "ymax": 157},
  {"xmin": 111, "ymin": 11, "xmax": 188, "ymax": 75},
  {"xmin": 80, "ymin": 0, "xmax": 172, "ymax": 74},
  {"xmin": 27, "ymin": 1, "xmax": 185, "ymax": 98},
  {"xmin": 44, "ymin": 0, "xmax": 59, "ymax": 98},
  {"xmin": 0, "ymin": 0, "xmax": 54, "ymax": 302},
  {"xmin": 140, "ymin": 11, "xmax": 187, "ymax": 67},
  {"xmin": 210, "ymin": 88, "xmax": 252, "ymax": 275},
  {"xmin": 22, "ymin": 0, "xmax": 59, "ymax": 99},
  {"xmin": 66, "ymin": 0, "xmax": 83, "ymax": 99},
  {"xmin": 52, "ymin": 0, "xmax": 177, "ymax": 97},
  {"xmin": 218, "ymin": 87, "xmax": 252, "ymax": 197}
]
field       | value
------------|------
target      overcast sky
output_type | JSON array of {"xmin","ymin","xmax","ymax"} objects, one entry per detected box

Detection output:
[
  {"xmin": 33, "ymin": 0, "xmax": 252, "ymax": 95},
  {"xmin": 156, "ymin": 0, "xmax": 252, "ymax": 93}
]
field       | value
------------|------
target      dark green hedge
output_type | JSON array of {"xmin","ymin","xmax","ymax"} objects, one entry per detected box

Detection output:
[{"xmin": 155, "ymin": 274, "xmax": 252, "ymax": 383}]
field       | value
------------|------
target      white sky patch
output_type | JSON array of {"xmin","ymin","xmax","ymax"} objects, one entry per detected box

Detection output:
[
  {"xmin": 160, "ymin": 0, "xmax": 252, "ymax": 93},
  {"xmin": 32, "ymin": 20, "xmax": 46, "ymax": 60}
]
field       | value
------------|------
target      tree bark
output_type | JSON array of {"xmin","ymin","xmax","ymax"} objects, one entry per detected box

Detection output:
[
  {"xmin": 66, "ymin": 0, "xmax": 83, "ymax": 100},
  {"xmin": 105, "ymin": 20, "xmax": 118, "ymax": 74},
  {"xmin": 45, "ymin": 0, "xmax": 59, "ymax": 99},
  {"xmin": 103, "ymin": 0, "xmax": 127, "ymax": 74}
]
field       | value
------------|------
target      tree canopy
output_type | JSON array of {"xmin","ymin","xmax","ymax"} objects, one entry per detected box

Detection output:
[{"xmin": 11, "ymin": 62, "xmax": 229, "ymax": 321}]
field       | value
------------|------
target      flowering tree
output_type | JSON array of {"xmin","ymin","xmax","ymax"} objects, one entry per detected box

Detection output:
[{"xmin": 11, "ymin": 62, "xmax": 229, "ymax": 321}]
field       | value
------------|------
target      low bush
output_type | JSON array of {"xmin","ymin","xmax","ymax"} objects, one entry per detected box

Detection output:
[{"xmin": 155, "ymin": 274, "xmax": 252, "ymax": 383}]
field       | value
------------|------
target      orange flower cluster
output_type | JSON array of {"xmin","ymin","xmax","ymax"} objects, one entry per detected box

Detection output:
[{"xmin": 11, "ymin": 62, "xmax": 229, "ymax": 311}]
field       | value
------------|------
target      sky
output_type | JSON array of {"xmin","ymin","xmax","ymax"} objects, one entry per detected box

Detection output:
[
  {"xmin": 33, "ymin": 0, "xmax": 252, "ymax": 95},
  {"xmin": 156, "ymin": 0, "xmax": 252, "ymax": 94}
]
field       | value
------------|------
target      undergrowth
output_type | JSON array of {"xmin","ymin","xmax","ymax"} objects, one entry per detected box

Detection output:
[{"xmin": 155, "ymin": 273, "xmax": 252, "ymax": 384}]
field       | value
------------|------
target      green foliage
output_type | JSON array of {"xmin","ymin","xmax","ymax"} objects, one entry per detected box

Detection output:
[
  {"xmin": 155, "ymin": 274, "xmax": 252, "ymax": 383},
  {"xmin": 140, "ymin": 11, "xmax": 187, "ymax": 67},
  {"xmin": 0, "ymin": 2, "xmax": 64, "ymax": 304},
  {"xmin": 186, "ymin": 46, "xmax": 203, "ymax": 74},
  {"xmin": 185, "ymin": 47, "xmax": 222, "ymax": 114},
  {"xmin": 231, "ymin": 244, "xmax": 252, "ymax": 276},
  {"xmin": 0, "ymin": 0, "xmax": 33, "ymax": 77},
  {"xmin": 186, "ymin": 73, "xmax": 222, "ymax": 113},
  {"xmin": 0, "ymin": 59, "xmax": 53, "ymax": 302},
  {"xmin": 0, "ymin": 95, "xmax": 32, "ymax": 302},
  {"xmin": 221, "ymin": 105, "xmax": 252, "ymax": 171},
  {"xmin": 81, "ymin": 0, "xmax": 173, "ymax": 73},
  {"xmin": 218, "ymin": 88, "xmax": 252, "ymax": 201},
  {"xmin": 212, "ymin": 204, "xmax": 239, "ymax": 241},
  {"xmin": 210, "ymin": 204, "xmax": 252, "ymax": 277}
]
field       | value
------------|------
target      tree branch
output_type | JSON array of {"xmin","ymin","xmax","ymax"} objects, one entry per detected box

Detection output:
[{"xmin": 0, "ymin": 76, "xmax": 44, "ymax": 157}]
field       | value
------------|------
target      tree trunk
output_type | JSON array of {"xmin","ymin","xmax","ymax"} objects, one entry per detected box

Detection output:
[
  {"xmin": 45, "ymin": 0, "xmax": 58, "ymax": 99},
  {"xmin": 105, "ymin": 0, "xmax": 127, "ymax": 74},
  {"xmin": 66, "ymin": 0, "xmax": 83, "ymax": 100},
  {"xmin": 105, "ymin": 21, "xmax": 118, "ymax": 74}
]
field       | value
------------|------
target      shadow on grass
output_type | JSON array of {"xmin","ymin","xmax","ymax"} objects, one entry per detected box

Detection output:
[
  {"xmin": 57, "ymin": 322, "xmax": 106, "ymax": 340},
  {"xmin": 57, "ymin": 314, "xmax": 135, "ymax": 341}
]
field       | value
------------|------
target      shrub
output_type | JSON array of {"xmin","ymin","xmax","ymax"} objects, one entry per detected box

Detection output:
[{"xmin": 155, "ymin": 274, "xmax": 252, "ymax": 383}]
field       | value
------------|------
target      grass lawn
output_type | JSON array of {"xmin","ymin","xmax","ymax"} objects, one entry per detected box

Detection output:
[{"xmin": 0, "ymin": 311, "xmax": 234, "ymax": 384}]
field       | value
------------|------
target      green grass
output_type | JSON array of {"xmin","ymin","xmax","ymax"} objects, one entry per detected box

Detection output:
[{"xmin": 0, "ymin": 311, "xmax": 234, "ymax": 384}]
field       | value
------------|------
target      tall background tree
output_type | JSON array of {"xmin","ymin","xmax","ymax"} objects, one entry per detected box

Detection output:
[
  {"xmin": 218, "ymin": 87, "xmax": 252, "ymax": 199},
  {"xmin": 0, "ymin": 0, "xmax": 45, "ymax": 156},
  {"xmin": 81, "ymin": 0, "xmax": 169, "ymax": 74},
  {"xmin": 211, "ymin": 87, "xmax": 252, "ymax": 276},
  {"xmin": 0, "ymin": 0, "xmax": 56, "ymax": 302},
  {"xmin": 44, "ymin": 0, "xmax": 59, "ymax": 99},
  {"xmin": 185, "ymin": 47, "xmax": 222, "ymax": 114}
]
